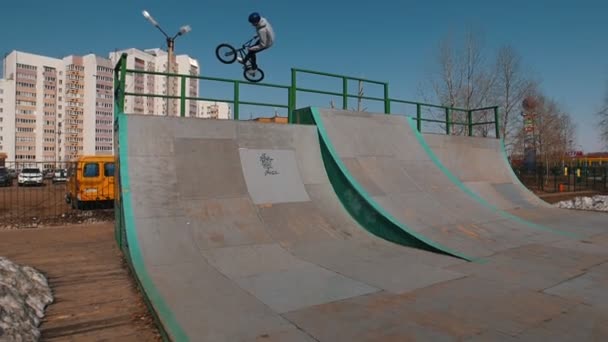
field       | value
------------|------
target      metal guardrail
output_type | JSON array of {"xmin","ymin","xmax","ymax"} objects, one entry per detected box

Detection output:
[
  {"xmin": 114, "ymin": 53, "xmax": 290, "ymax": 120},
  {"xmin": 114, "ymin": 53, "xmax": 501, "ymax": 138}
]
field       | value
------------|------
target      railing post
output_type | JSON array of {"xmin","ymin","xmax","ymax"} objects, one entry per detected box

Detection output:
[
  {"xmin": 383, "ymin": 83, "xmax": 390, "ymax": 114},
  {"xmin": 289, "ymin": 69, "xmax": 296, "ymax": 123},
  {"xmin": 468, "ymin": 110, "xmax": 473, "ymax": 136},
  {"xmin": 342, "ymin": 77, "xmax": 348, "ymax": 110},
  {"xmin": 287, "ymin": 87, "xmax": 293, "ymax": 124},
  {"xmin": 233, "ymin": 81, "xmax": 239, "ymax": 120},
  {"xmin": 494, "ymin": 106, "xmax": 500, "ymax": 139},
  {"xmin": 180, "ymin": 76, "xmax": 186, "ymax": 117},
  {"xmin": 118, "ymin": 54, "xmax": 127, "ymax": 113},
  {"xmin": 416, "ymin": 104, "xmax": 421, "ymax": 132},
  {"xmin": 445, "ymin": 108, "xmax": 451, "ymax": 135}
]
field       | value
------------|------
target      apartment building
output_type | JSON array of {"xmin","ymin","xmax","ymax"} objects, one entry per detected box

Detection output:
[
  {"xmin": 0, "ymin": 50, "xmax": 114, "ymax": 165},
  {"xmin": 0, "ymin": 48, "xmax": 232, "ymax": 165},
  {"xmin": 199, "ymin": 101, "xmax": 231, "ymax": 120},
  {"xmin": 109, "ymin": 48, "xmax": 200, "ymax": 117},
  {"xmin": 61, "ymin": 55, "xmax": 114, "ymax": 161},
  {"xmin": 1, "ymin": 51, "xmax": 65, "ymax": 165},
  {"xmin": 0, "ymin": 78, "xmax": 15, "ymax": 157}
]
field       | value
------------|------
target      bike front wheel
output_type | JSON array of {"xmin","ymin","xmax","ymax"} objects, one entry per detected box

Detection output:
[
  {"xmin": 215, "ymin": 44, "xmax": 237, "ymax": 64},
  {"xmin": 243, "ymin": 68, "xmax": 265, "ymax": 83}
]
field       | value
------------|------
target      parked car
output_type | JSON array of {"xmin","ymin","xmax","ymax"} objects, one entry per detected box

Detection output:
[
  {"xmin": 18, "ymin": 168, "xmax": 44, "ymax": 186},
  {"xmin": 52, "ymin": 169, "xmax": 68, "ymax": 183},
  {"xmin": 0, "ymin": 167, "xmax": 12, "ymax": 186}
]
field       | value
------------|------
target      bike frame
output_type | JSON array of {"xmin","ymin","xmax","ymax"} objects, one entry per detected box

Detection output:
[{"xmin": 236, "ymin": 36, "xmax": 259, "ymax": 56}]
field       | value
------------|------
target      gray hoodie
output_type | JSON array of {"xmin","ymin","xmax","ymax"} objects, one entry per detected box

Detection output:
[{"xmin": 249, "ymin": 17, "xmax": 275, "ymax": 52}]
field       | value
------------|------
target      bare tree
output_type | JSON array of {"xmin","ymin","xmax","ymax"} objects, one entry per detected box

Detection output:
[
  {"xmin": 525, "ymin": 91, "xmax": 576, "ymax": 172},
  {"xmin": 493, "ymin": 46, "xmax": 537, "ymax": 150},
  {"xmin": 598, "ymin": 84, "xmax": 608, "ymax": 147},
  {"xmin": 348, "ymin": 80, "xmax": 367, "ymax": 112},
  {"xmin": 329, "ymin": 81, "xmax": 367, "ymax": 112},
  {"xmin": 425, "ymin": 29, "xmax": 497, "ymax": 135}
]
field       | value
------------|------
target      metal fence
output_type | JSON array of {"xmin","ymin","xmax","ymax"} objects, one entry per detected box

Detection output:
[
  {"xmin": 514, "ymin": 164, "xmax": 608, "ymax": 193},
  {"xmin": 113, "ymin": 53, "xmax": 501, "ymax": 138},
  {"xmin": 0, "ymin": 161, "xmax": 114, "ymax": 228}
]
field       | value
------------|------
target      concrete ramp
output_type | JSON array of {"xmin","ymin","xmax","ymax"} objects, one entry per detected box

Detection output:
[
  {"xmin": 114, "ymin": 113, "xmax": 466, "ymax": 341},
  {"xmin": 423, "ymin": 133, "xmax": 608, "ymax": 238},
  {"xmin": 305, "ymin": 108, "xmax": 577, "ymax": 260}
]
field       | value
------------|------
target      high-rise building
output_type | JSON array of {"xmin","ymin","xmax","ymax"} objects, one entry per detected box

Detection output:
[
  {"xmin": 199, "ymin": 101, "xmax": 231, "ymax": 120},
  {"xmin": 109, "ymin": 48, "xmax": 200, "ymax": 117},
  {"xmin": 62, "ymin": 55, "xmax": 114, "ymax": 161},
  {"xmin": 0, "ymin": 50, "xmax": 114, "ymax": 165},
  {"xmin": 2, "ymin": 51, "xmax": 65, "ymax": 165},
  {"xmin": 0, "ymin": 78, "xmax": 16, "ymax": 158},
  {"xmin": 0, "ymin": 48, "xmax": 230, "ymax": 165}
]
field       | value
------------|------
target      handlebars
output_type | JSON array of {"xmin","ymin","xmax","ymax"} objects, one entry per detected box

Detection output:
[{"xmin": 242, "ymin": 35, "xmax": 259, "ymax": 48}]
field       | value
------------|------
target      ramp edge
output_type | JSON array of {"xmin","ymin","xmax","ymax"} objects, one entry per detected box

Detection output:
[
  {"xmin": 309, "ymin": 107, "xmax": 474, "ymax": 262},
  {"xmin": 115, "ymin": 113, "xmax": 189, "ymax": 342},
  {"xmin": 406, "ymin": 117, "xmax": 577, "ymax": 239},
  {"xmin": 498, "ymin": 139, "xmax": 552, "ymax": 208}
]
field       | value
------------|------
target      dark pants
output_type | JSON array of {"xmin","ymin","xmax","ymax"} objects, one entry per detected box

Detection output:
[{"xmin": 243, "ymin": 40, "xmax": 266, "ymax": 70}]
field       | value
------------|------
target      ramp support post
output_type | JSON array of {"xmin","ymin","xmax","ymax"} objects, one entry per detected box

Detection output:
[
  {"xmin": 383, "ymin": 84, "xmax": 390, "ymax": 114},
  {"xmin": 416, "ymin": 104, "xmax": 422, "ymax": 132},
  {"xmin": 445, "ymin": 108, "xmax": 451, "ymax": 135},
  {"xmin": 180, "ymin": 76, "xmax": 186, "ymax": 117},
  {"xmin": 233, "ymin": 81, "xmax": 240, "ymax": 120},
  {"xmin": 468, "ymin": 110, "xmax": 473, "ymax": 136},
  {"xmin": 342, "ymin": 77, "xmax": 348, "ymax": 110},
  {"xmin": 289, "ymin": 69, "xmax": 296, "ymax": 123},
  {"xmin": 494, "ymin": 106, "xmax": 500, "ymax": 139}
]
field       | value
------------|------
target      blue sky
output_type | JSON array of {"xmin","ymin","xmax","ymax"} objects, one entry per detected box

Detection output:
[{"xmin": 1, "ymin": 0, "xmax": 607, "ymax": 151}]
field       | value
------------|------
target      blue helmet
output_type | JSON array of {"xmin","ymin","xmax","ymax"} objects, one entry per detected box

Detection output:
[{"xmin": 248, "ymin": 12, "xmax": 261, "ymax": 24}]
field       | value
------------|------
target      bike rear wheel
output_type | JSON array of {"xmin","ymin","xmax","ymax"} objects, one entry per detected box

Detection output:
[
  {"xmin": 215, "ymin": 44, "xmax": 237, "ymax": 64},
  {"xmin": 243, "ymin": 67, "xmax": 264, "ymax": 83}
]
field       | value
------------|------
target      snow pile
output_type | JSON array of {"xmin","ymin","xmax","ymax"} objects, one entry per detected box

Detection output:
[
  {"xmin": 554, "ymin": 195, "xmax": 608, "ymax": 212},
  {"xmin": 0, "ymin": 257, "xmax": 53, "ymax": 341}
]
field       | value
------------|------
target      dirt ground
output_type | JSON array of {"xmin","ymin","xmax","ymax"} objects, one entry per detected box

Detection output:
[{"xmin": 0, "ymin": 222, "xmax": 162, "ymax": 341}]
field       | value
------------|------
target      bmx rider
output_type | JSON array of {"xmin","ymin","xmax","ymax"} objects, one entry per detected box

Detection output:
[{"xmin": 237, "ymin": 12, "xmax": 275, "ymax": 72}]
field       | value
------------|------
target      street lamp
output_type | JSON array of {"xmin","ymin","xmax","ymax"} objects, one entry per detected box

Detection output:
[{"xmin": 142, "ymin": 10, "xmax": 191, "ymax": 116}]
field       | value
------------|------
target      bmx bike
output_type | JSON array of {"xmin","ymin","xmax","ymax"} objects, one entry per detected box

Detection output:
[{"xmin": 215, "ymin": 37, "xmax": 265, "ymax": 83}]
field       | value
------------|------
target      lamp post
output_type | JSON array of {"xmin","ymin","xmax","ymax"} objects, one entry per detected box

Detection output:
[{"xmin": 142, "ymin": 10, "xmax": 191, "ymax": 116}]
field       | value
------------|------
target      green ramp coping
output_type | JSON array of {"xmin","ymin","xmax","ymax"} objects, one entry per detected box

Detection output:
[
  {"xmin": 406, "ymin": 116, "xmax": 578, "ymax": 239},
  {"xmin": 299, "ymin": 107, "xmax": 475, "ymax": 262},
  {"xmin": 115, "ymin": 112, "xmax": 189, "ymax": 342}
]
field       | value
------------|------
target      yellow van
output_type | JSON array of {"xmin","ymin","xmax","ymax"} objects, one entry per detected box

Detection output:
[{"xmin": 66, "ymin": 155, "xmax": 115, "ymax": 209}]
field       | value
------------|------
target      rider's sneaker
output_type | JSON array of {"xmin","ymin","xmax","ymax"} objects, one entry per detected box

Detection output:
[
  {"xmin": 247, "ymin": 69, "xmax": 257, "ymax": 77},
  {"xmin": 236, "ymin": 57, "xmax": 244, "ymax": 64}
]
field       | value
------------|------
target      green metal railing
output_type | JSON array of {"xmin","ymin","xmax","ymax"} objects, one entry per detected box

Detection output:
[
  {"xmin": 114, "ymin": 53, "xmax": 500, "ymax": 138},
  {"xmin": 289, "ymin": 68, "xmax": 390, "ymax": 122},
  {"xmin": 289, "ymin": 68, "xmax": 500, "ymax": 138},
  {"xmin": 113, "ymin": 53, "xmax": 290, "ymax": 121}
]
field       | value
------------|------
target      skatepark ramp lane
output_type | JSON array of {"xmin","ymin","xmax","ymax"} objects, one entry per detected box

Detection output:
[
  {"xmin": 114, "ymin": 113, "xmax": 467, "ymax": 341},
  {"xmin": 422, "ymin": 133, "xmax": 608, "ymax": 238},
  {"xmin": 298, "ymin": 107, "xmax": 579, "ymax": 261}
]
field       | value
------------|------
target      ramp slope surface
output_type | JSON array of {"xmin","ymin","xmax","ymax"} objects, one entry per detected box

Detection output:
[
  {"xmin": 310, "ymin": 108, "xmax": 578, "ymax": 259},
  {"xmin": 423, "ymin": 133, "xmax": 608, "ymax": 238},
  {"xmin": 116, "ymin": 114, "xmax": 467, "ymax": 341}
]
